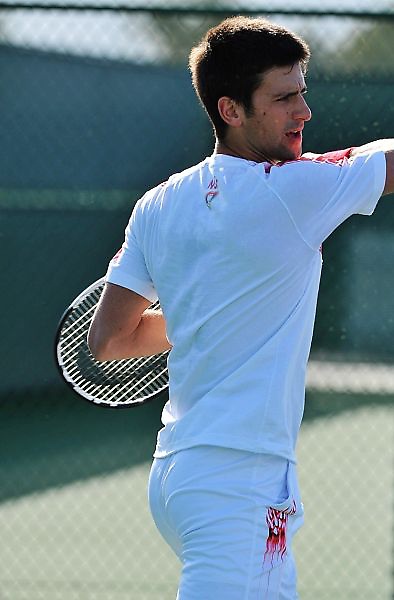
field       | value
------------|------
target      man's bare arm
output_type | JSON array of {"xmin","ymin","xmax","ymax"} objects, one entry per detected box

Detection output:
[
  {"xmin": 87, "ymin": 282, "xmax": 171, "ymax": 361},
  {"xmin": 350, "ymin": 139, "xmax": 394, "ymax": 195}
]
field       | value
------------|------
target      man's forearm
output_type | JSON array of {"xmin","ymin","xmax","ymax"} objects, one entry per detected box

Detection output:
[
  {"xmin": 91, "ymin": 309, "xmax": 171, "ymax": 361},
  {"xmin": 124, "ymin": 309, "xmax": 172, "ymax": 359},
  {"xmin": 88, "ymin": 287, "xmax": 172, "ymax": 362}
]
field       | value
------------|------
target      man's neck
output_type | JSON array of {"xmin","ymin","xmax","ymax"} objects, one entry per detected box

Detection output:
[{"xmin": 215, "ymin": 138, "xmax": 276, "ymax": 164}]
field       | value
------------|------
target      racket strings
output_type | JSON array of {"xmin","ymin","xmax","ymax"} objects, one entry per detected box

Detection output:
[
  {"xmin": 57, "ymin": 282, "xmax": 168, "ymax": 406},
  {"xmin": 60, "ymin": 319, "xmax": 166, "ymax": 382}
]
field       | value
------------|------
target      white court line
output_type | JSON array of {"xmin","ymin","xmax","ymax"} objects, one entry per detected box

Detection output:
[{"xmin": 307, "ymin": 360, "xmax": 394, "ymax": 394}]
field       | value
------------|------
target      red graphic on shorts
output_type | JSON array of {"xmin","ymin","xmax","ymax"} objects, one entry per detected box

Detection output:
[{"xmin": 263, "ymin": 501, "xmax": 296, "ymax": 566}]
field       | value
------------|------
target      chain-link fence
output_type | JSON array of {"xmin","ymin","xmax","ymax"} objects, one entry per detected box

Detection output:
[{"xmin": 0, "ymin": 3, "xmax": 393, "ymax": 599}]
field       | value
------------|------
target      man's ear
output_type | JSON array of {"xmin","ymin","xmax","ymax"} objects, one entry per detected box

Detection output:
[{"xmin": 217, "ymin": 97, "xmax": 244, "ymax": 128}]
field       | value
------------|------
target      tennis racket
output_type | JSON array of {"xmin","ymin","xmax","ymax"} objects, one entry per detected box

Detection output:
[{"xmin": 55, "ymin": 277, "xmax": 169, "ymax": 408}]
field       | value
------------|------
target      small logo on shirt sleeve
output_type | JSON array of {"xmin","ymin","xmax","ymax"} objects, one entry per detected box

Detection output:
[{"xmin": 111, "ymin": 247, "xmax": 124, "ymax": 265}]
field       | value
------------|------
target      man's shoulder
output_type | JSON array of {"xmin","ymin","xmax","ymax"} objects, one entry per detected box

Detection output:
[
  {"xmin": 263, "ymin": 150, "xmax": 354, "ymax": 179},
  {"xmin": 300, "ymin": 148, "xmax": 354, "ymax": 164},
  {"xmin": 270, "ymin": 148, "xmax": 353, "ymax": 172},
  {"xmin": 135, "ymin": 158, "xmax": 209, "ymax": 211},
  {"xmin": 166, "ymin": 157, "xmax": 210, "ymax": 187}
]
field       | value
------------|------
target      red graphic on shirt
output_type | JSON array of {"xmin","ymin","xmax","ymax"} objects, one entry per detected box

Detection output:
[
  {"xmin": 112, "ymin": 247, "xmax": 124, "ymax": 264},
  {"xmin": 265, "ymin": 147, "xmax": 355, "ymax": 171},
  {"xmin": 263, "ymin": 501, "xmax": 297, "ymax": 567},
  {"xmin": 205, "ymin": 177, "xmax": 219, "ymax": 208},
  {"xmin": 310, "ymin": 147, "xmax": 354, "ymax": 164}
]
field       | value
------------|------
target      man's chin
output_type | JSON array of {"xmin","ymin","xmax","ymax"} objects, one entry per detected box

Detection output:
[
  {"xmin": 273, "ymin": 149, "xmax": 301, "ymax": 164},
  {"xmin": 262, "ymin": 142, "xmax": 303, "ymax": 164},
  {"xmin": 284, "ymin": 144, "xmax": 303, "ymax": 162}
]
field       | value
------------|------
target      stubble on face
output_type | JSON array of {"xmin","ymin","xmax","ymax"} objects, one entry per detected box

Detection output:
[{"xmin": 237, "ymin": 64, "xmax": 311, "ymax": 164}]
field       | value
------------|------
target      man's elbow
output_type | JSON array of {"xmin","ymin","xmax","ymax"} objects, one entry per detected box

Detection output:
[{"xmin": 87, "ymin": 329, "xmax": 113, "ymax": 362}]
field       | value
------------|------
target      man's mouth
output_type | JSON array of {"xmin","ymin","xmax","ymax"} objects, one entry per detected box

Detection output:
[{"xmin": 285, "ymin": 129, "xmax": 303, "ymax": 140}]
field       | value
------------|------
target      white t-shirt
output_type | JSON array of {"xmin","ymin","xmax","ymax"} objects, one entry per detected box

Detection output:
[{"xmin": 106, "ymin": 151, "xmax": 386, "ymax": 463}]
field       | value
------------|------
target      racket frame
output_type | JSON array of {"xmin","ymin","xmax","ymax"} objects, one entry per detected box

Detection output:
[{"xmin": 54, "ymin": 277, "xmax": 169, "ymax": 408}]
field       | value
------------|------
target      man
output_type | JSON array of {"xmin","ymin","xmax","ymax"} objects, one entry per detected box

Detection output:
[{"xmin": 88, "ymin": 16, "xmax": 393, "ymax": 600}]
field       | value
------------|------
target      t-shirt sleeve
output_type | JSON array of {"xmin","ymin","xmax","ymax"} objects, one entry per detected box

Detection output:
[
  {"xmin": 105, "ymin": 199, "xmax": 158, "ymax": 303},
  {"xmin": 266, "ymin": 150, "xmax": 386, "ymax": 250}
]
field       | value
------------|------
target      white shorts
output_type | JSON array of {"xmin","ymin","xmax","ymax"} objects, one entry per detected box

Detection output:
[{"xmin": 148, "ymin": 446, "xmax": 304, "ymax": 600}]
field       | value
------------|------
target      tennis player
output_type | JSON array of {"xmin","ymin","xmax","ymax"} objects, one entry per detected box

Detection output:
[{"xmin": 88, "ymin": 16, "xmax": 394, "ymax": 599}]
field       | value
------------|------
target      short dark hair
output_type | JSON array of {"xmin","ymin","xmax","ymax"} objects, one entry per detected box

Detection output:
[{"xmin": 189, "ymin": 16, "xmax": 310, "ymax": 140}]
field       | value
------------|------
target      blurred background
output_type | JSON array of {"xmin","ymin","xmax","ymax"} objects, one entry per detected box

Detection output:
[{"xmin": 0, "ymin": 1, "xmax": 393, "ymax": 598}]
